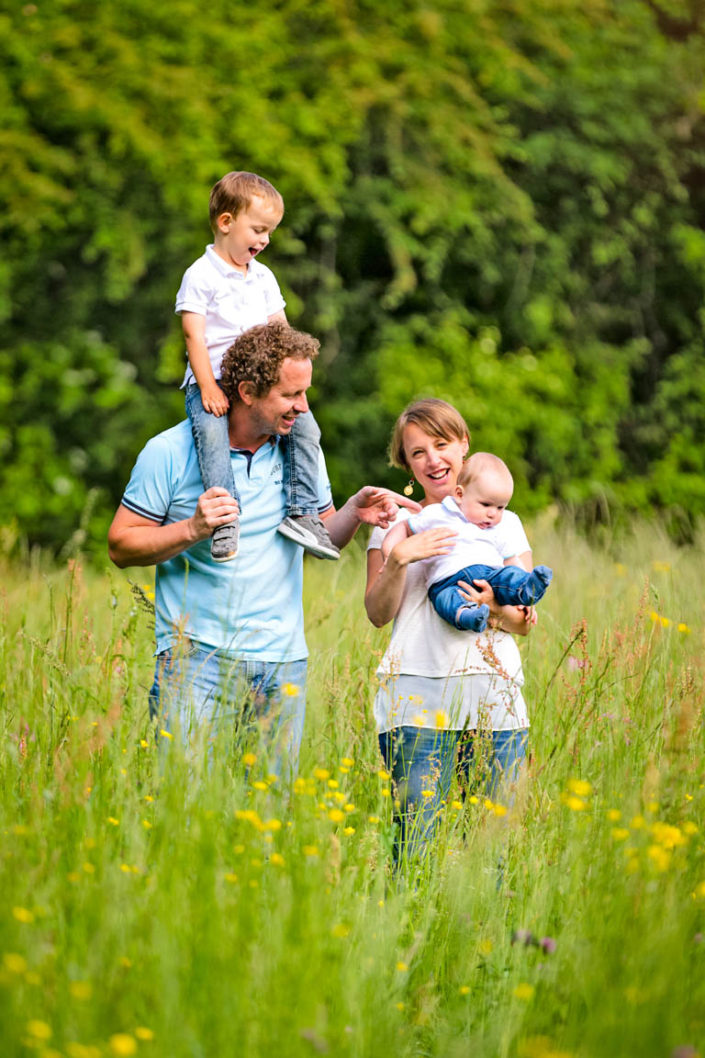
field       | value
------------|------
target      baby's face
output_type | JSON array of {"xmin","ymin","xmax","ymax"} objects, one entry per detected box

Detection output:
[{"xmin": 456, "ymin": 472, "xmax": 513, "ymax": 530}]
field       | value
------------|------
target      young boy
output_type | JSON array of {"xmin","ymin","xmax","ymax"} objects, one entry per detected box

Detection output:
[
  {"xmin": 176, "ymin": 170, "xmax": 339, "ymax": 562},
  {"xmin": 383, "ymin": 452, "xmax": 552, "ymax": 631}
]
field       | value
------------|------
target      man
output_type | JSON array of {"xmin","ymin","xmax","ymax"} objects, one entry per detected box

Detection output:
[{"xmin": 108, "ymin": 321, "xmax": 416, "ymax": 773}]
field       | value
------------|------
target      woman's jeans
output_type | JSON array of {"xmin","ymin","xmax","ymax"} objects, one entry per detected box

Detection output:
[
  {"xmin": 149, "ymin": 639, "xmax": 307, "ymax": 778},
  {"xmin": 378, "ymin": 726, "xmax": 528, "ymax": 865},
  {"xmin": 185, "ymin": 383, "xmax": 321, "ymax": 517}
]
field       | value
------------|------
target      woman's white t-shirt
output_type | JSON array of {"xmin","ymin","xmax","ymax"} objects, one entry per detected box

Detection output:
[{"xmin": 367, "ymin": 509, "xmax": 530, "ymax": 732}]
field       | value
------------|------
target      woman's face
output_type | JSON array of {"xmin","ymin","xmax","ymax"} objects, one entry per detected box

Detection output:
[{"xmin": 402, "ymin": 422, "xmax": 469, "ymax": 504}]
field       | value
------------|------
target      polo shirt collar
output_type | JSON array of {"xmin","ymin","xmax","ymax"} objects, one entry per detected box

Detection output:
[{"xmin": 205, "ymin": 243, "xmax": 262, "ymax": 282}]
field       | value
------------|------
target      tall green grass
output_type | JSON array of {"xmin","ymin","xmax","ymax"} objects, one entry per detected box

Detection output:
[{"xmin": 0, "ymin": 519, "xmax": 704, "ymax": 1058}]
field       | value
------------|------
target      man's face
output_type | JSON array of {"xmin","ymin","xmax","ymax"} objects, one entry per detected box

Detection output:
[{"xmin": 246, "ymin": 357, "xmax": 312, "ymax": 437}]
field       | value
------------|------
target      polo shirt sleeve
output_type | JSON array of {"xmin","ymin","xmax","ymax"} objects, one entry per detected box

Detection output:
[
  {"xmin": 121, "ymin": 435, "xmax": 177, "ymax": 524},
  {"xmin": 175, "ymin": 260, "xmax": 212, "ymax": 317},
  {"xmin": 498, "ymin": 510, "xmax": 531, "ymax": 559},
  {"xmin": 316, "ymin": 448, "xmax": 334, "ymax": 515},
  {"xmin": 260, "ymin": 264, "xmax": 286, "ymax": 317}
]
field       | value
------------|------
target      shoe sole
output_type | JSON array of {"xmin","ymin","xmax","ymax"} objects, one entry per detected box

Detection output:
[
  {"xmin": 276, "ymin": 523, "xmax": 340, "ymax": 560},
  {"xmin": 211, "ymin": 550, "xmax": 238, "ymax": 562}
]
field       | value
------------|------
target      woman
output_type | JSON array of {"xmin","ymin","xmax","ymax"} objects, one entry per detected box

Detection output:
[{"xmin": 365, "ymin": 399, "xmax": 535, "ymax": 864}]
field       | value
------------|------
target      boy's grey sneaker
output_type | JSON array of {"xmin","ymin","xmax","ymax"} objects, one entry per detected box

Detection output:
[
  {"xmin": 277, "ymin": 515, "xmax": 340, "ymax": 560},
  {"xmin": 211, "ymin": 520, "xmax": 239, "ymax": 562}
]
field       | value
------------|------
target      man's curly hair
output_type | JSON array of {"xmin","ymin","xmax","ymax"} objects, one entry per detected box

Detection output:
[{"xmin": 220, "ymin": 321, "xmax": 320, "ymax": 402}]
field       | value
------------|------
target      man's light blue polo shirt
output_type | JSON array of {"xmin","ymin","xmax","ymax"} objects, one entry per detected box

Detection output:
[{"xmin": 121, "ymin": 420, "xmax": 333, "ymax": 661}]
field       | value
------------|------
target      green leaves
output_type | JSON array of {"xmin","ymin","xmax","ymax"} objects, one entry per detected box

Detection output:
[{"xmin": 2, "ymin": 0, "xmax": 705, "ymax": 552}]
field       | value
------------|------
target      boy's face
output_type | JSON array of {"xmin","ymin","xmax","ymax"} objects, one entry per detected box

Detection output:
[
  {"xmin": 455, "ymin": 471, "xmax": 513, "ymax": 530},
  {"xmin": 214, "ymin": 195, "xmax": 283, "ymax": 272}
]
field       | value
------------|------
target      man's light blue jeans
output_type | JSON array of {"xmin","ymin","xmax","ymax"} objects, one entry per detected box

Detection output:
[{"xmin": 149, "ymin": 640, "xmax": 307, "ymax": 778}]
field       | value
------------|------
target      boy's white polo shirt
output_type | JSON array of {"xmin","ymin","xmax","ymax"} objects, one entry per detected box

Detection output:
[
  {"xmin": 121, "ymin": 420, "xmax": 332, "ymax": 661},
  {"xmin": 176, "ymin": 244, "xmax": 286, "ymax": 386}
]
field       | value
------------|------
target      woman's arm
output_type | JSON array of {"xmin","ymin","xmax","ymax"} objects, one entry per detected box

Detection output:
[
  {"xmin": 364, "ymin": 527, "xmax": 458, "ymax": 628},
  {"xmin": 504, "ymin": 548, "xmax": 533, "ymax": 573}
]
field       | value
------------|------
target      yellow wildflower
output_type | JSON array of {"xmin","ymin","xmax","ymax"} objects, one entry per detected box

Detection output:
[
  {"xmin": 135, "ymin": 1028, "xmax": 154, "ymax": 1041},
  {"xmin": 70, "ymin": 981, "xmax": 92, "ymax": 1000},
  {"xmin": 396, "ymin": 961, "xmax": 408, "ymax": 972},
  {"xmin": 26, "ymin": 1021, "xmax": 52, "ymax": 1040},
  {"xmin": 328, "ymin": 809, "xmax": 345, "ymax": 824},
  {"xmin": 3, "ymin": 953, "xmax": 27, "ymax": 974},
  {"xmin": 513, "ymin": 983, "xmax": 535, "ymax": 1001},
  {"xmin": 647, "ymin": 844, "xmax": 671, "ymax": 872},
  {"xmin": 313, "ymin": 768, "xmax": 330, "ymax": 781},
  {"xmin": 651, "ymin": 822, "xmax": 685, "ymax": 849},
  {"xmin": 242, "ymin": 752, "xmax": 256, "ymax": 767},
  {"xmin": 281, "ymin": 682, "xmax": 300, "ymax": 697},
  {"xmin": 109, "ymin": 1035, "xmax": 137, "ymax": 1057},
  {"xmin": 303, "ymin": 845, "xmax": 319, "ymax": 857},
  {"xmin": 12, "ymin": 906, "xmax": 34, "ymax": 923},
  {"xmin": 567, "ymin": 778, "xmax": 592, "ymax": 797}
]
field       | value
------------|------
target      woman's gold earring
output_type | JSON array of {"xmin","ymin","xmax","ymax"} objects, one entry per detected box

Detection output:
[{"xmin": 403, "ymin": 479, "xmax": 414, "ymax": 497}]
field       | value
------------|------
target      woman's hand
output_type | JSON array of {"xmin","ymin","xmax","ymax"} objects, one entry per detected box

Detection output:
[
  {"xmin": 388, "ymin": 527, "xmax": 458, "ymax": 569},
  {"xmin": 457, "ymin": 579, "xmax": 536, "ymax": 636}
]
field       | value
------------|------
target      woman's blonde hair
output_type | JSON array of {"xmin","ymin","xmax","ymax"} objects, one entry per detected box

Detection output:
[{"xmin": 389, "ymin": 398, "xmax": 470, "ymax": 472}]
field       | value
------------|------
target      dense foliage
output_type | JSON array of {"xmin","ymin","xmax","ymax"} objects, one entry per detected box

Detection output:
[{"xmin": 2, "ymin": 0, "xmax": 705, "ymax": 553}]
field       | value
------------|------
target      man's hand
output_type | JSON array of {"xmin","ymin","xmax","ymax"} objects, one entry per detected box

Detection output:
[
  {"xmin": 347, "ymin": 487, "xmax": 422, "ymax": 529},
  {"xmin": 191, "ymin": 487, "xmax": 240, "ymax": 538}
]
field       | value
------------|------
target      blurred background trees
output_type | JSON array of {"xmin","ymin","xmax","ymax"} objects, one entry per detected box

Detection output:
[{"xmin": 2, "ymin": 0, "xmax": 704, "ymax": 554}]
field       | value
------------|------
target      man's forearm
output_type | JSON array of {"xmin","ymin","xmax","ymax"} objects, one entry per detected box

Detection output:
[
  {"xmin": 108, "ymin": 513, "xmax": 200, "ymax": 568},
  {"xmin": 322, "ymin": 499, "xmax": 362, "ymax": 550}
]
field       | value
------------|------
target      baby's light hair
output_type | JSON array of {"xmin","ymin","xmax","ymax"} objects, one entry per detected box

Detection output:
[
  {"xmin": 208, "ymin": 171, "xmax": 284, "ymax": 231},
  {"xmin": 457, "ymin": 451, "xmax": 513, "ymax": 491},
  {"xmin": 389, "ymin": 398, "xmax": 470, "ymax": 472}
]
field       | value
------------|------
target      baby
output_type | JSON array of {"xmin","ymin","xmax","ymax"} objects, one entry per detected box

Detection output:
[{"xmin": 383, "ymin": 452, "xmax": 552, "ymax": 631}]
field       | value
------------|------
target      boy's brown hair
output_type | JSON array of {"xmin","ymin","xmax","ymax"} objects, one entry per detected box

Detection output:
[{"xmin": 209, "ymin": 171, "xmax": 284, "ymax": 231}]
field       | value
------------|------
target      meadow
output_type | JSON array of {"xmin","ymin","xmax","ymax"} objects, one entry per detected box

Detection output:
[{"xmin": 0, "ymin": 517, "xmax": 704, "ymax": 1058}]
